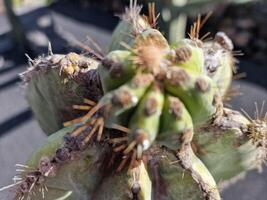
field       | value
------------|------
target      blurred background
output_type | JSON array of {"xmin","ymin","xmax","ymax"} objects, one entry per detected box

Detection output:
[{"xmin": 0, "ymin": 0, "xmax": 266, "ymax": 199}]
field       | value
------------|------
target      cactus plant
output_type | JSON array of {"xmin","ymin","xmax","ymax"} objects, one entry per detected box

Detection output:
[
  {"xmin": 1, "ymin": 1, "xmax": 267, "ymax": 200},
  {"xmin": 21, "ymin": 49, "xmax": 102, "ymax": 134}
]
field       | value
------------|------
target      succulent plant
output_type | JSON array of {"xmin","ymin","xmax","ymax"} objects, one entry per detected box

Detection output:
[
  {"xmin": 21, "ymin": 48, "xmax": 102, "ymax": 134},
  {"xmin": 1, "ymin": 1, "xmax": 266, "ymax": 200}
]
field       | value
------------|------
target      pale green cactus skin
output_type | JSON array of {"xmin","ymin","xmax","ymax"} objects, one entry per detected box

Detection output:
[
  {"xmin": 20, "ymin": 126, "xmax": 105, "ymax": 200},
  {"xmin": 108, "ymin": 1, "xmax": 151, "ymax": 52},
  {"xmin": 202, "ymin": 32, "xmax": 235, "ymax": 96},
  {"xmin": 22, "ymin": 53, "xmax": 101, "ymax": 134},
  {"xmin": 194, "ymin": 109, "xmax": 261, "ymax": 183},
  {"xmin": 7, "ymin": 3, "xmax": 267, "ymax": 200},
  {"xmin": 109, "ymin": 16, "xmax": 150, "ymax": 52}
]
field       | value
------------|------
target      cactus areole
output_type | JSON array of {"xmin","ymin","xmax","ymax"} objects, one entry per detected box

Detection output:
[{"xmin": 2, "ymin": 2, "xmax": 267, "ymax": 200}]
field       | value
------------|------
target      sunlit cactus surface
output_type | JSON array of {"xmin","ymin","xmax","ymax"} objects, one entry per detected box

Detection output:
[{"xmin": 1, "ymin": 1, "xmax": 267, "ymax": 200}]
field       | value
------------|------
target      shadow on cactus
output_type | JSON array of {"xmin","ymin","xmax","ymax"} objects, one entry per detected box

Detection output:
[{"xmin": 1, "ymin": 1, "xmax": 267, "ymax": 200}]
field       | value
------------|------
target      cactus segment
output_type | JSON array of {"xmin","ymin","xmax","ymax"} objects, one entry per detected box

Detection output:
[
  {"xmin": 177, "ymin": 146, "xmax": 221, "ymax": 200},
  {"xmin": 129, "ymin": 29, "xmax": 170, "ymax": 77},
  {"xmin": 21, "ymin": 53, "xmax": 101, "ymax": 134},
  {"xmin": 104, "ymin": 73, "xmax": 155, "ymax": 127},
  {"xmin": 158, "ymin": 96, "xmax": 193, "ymax": 150},
  {"xmin": 128, "ymin": 84, "xmax": 165, "ymax": 153},
  {"xmin": 128, "ymin": 161, "xmax": 152, "ymax": 200},
  {"xmin": 11, "ymin": 126, "xmax": 106, "ymax": 200},
  {"xmin": 14, "ymin": 3, "xmax": 267, "ymax": 200},
  {"xmin": 164, "ymin": 67, "xmax": 219, "ymax": 125},
  {"xmin": 133, "ymin": 29, "xmax": 169, "ymax": 51},
  {"xmin": 172, "ymin": 39, "xmax": 204, "ymax": 74},
  {"xmin": 109, "ymin": 17, "xmax": 150, "ymax": 52},
  {"xmin": 203, "ymin": 32, "xmax": 235, "ymax": 96},
  {"xmin": 93, "ymin": 161, "xmax": 151, "ymax": 200},
  {"xmin": 108, "ymin": 0, "xmax": 150, "ymax": 52},
  {"xmin": 157, "ymin": 96, "xmax": 221, "ymax": 199},
  {"xmin": 98, "ymin": 50, "xmax": 135, "ymax": 93},
  {"xmin": 194, "ymin": 108, "xmax": 267, "ymax": 183},
  {"xmin": 148, "ymin": 149, "xmax": 202, "ymax": 200}
]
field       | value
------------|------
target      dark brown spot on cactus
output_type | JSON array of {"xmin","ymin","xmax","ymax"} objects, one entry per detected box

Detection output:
[
  {"xmin": 215, "ymin": 32, "xmax": 234, "ymax": 51},
  {"xmin": 38, "ymin": 157, "xmax": 56, "ymax": 177},
  {"xmin": 175, "ymin": 46, "xmax": 192, "ymax": 63},
  {"xmin": 112, "ymin": 90, "xmax": 133, "ymax": 107},
  {"xmin": 79, "ymin": 69, "xmax": 103, "ymax": 102},
  {"xmin": 155, "ymin": 68, "xmax": 166, "ymax": 81},
  {"xmin": 19, "ymin": 182, "xmax": 30, "ymax": 193},
  {"xmin": 36, "ymin": 175, "xmax": 45, "ymax": 184},
  {"xmin": 25, "ymin": 173, "xmax": 39, "ymax": 187},
  {"xmin": 64, "ymin": 134, "xmax": 82, "ymax": 150},
  {"xmin": 55, "ymin": 148, "xmax": 71, "ymax": 163},
  {"xmin": 167, "ymin": 68, "xmax": 189, "ymax": 87},
  {"xmin": 169, "ymin": 97, "xmax": 183, "ymax": 119},
  {"xmin": 131, "ymin": 74, "xmax": 154, "ymax": 88},
  {"xmin": 144, "ymin": 98, "xmax": 158, "ymax": 116},
  {"xmin": 195, "ymin": 77, "xmax": 210, "ymax": 92},
  {"xmin": 101, "ymin": 57, "xmax": 115, "ymax": 69},
  {"xmin": 109, "ymin": 63, "xmax": 123, "ymax": 78}
]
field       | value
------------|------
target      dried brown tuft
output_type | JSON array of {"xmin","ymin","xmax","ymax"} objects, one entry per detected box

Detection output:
[
  {"xmin": 169, "ymin": 97, "xmax": 183, "ymax": 119},
  {"xmin": 131, "ymin": 74, "xmax": 154, "ymax": 88},
  {"xmin": 144, "ymin": 98, "xmax": 158, "ymax": 116},
  {"xmin": 195, "ymin": 77, "xmax": 210, "ymax": 92},
  {"xmin": 175, "ymin": 46, "xmax": 192, "ymax": 64},
  {"xmin": 112, "ymin": 89, "xmax": 133, "ymax": 107},
  {"xmin": 109, "ymin": 63, "xmax": 124, "ymax": 78},
  {"xmin": 167, "ymin": 68, "xmax": 190, "ymax": 87}
]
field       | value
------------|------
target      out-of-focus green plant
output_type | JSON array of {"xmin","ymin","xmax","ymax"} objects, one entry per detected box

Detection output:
[{"xmin": 153, "ymin": 0, "xmax": 258, "ymax": 43}]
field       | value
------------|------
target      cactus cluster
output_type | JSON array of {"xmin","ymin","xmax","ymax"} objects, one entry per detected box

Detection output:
[{"xmin": 1, "ymin": 1, "xmax": 267, "ymax": 200}]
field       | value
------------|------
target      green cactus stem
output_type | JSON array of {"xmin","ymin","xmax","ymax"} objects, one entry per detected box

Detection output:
[
  {"xmin": 194, "ymin": 108, "xmax": 267, "ymax": 183},
  {"xmin": 9, "ymin": 126, "xmax": 107, "ymax": 200},
  {"xmin": 203, "ymin": 32, "xmax": 236, "ymax": 96},
  {"xmin": 158, "ymin": 95, "xmax": 220, "ymax": 199},
  {"xmin": 108, "ymin": 0, "xmax": 151, "ymax": 52},
  {"xmin": 60, "ymin": 25, "xmax": 224, "ymax": 199},
  {"xmin": 128, "ymin": 83, "xmax": 165, "ymax": 154},
  {"xmin": 21, "ymin": 51, "xmax": 102, "ymax": 134},
  {"xmin": 93, "ymin": 160, "xmax": 152, "ymax": 200},
  {"xmin": 164, "ymin": 67, "xmax": 219, "ymax": 125},
  {"xmin": 98, "ymin": 50, "xmax": 135, "ymax": 93},
  {"xmin": 171, "ymin": 38, "xmax": 204, "ymax": 74},
  {"xmin": 4, "ymin": 2, "xmax": 267, "ymax": 200}
]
